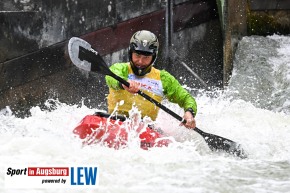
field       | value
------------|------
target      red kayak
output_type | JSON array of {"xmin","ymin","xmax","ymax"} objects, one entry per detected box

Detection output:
[{"xmin": 73, "ymin": 112, "xmax": 172, "ymax": 150}]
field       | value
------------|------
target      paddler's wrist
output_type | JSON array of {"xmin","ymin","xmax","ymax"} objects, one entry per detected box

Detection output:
[{"xmin": 185, "ymin": 108, "xmax": 195, "ymax": 117}]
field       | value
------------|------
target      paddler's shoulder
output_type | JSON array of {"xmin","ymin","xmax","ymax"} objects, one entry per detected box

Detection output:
[
  {"xmin": 159, "ymin": 69, "xmax": 176, "ymax": 81},
  {"xmin": 110, "ymin": 62, "xmax": 130, "ymax": 68}
]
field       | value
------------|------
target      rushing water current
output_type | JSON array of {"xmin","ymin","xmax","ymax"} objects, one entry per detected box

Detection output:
[{"xmin": 1, "ymin": 35, "xmax": 290, "ymax": 193}]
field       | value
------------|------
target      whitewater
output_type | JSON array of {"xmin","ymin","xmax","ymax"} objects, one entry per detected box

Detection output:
[{"xmin": 1, "ymin": 35, "xmax": 290, "ymax": 193}]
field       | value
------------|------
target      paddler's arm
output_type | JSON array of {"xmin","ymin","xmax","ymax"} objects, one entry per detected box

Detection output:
[
  {"xmin": 105, "ymin": 63, "xmax": 129, "ymax": 90},
  {"xmin": 161, "ymin": 70, "xmax": 197, "ymax": 129}
]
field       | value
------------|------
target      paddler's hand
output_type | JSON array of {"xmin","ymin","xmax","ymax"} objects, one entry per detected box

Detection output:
[
  {"xmin": 180, "ymin": 111, "xmax": 196, "ymax": 129},
  {"xmin": 122, "ymin": 80, "xmax": 140, "ymax": 94}
]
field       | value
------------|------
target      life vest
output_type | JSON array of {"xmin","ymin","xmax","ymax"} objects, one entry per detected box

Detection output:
[{"xmin": 107, "ymin": 63, "xmax": 164, "ymax": 120}]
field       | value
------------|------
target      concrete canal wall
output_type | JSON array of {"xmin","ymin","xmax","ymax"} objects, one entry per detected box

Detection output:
[{"xmin": 0, "ymin": 0, "xmax": 222, "ymax": 116}]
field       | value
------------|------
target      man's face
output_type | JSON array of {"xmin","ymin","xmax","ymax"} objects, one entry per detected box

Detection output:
[{"xmin": 132, "ymin": 52, "xmax": 153, "ymax": 69}]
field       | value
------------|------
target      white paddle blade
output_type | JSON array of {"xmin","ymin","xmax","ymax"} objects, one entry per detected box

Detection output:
[{"xmin": 68, "ymin": 37, "xmax": 92, "ymax": 72}]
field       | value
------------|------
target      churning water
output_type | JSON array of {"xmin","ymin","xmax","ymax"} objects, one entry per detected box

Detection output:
[{"xmin": 1, "ymin": 35, "xmax": 290, "ymax": 193}]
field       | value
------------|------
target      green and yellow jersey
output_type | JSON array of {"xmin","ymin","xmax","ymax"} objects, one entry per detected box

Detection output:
[{"xmin": 105, "ymin": 62, "xmax": 197, "ymax": 120}]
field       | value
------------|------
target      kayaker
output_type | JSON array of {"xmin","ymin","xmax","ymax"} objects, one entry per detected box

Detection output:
[{"xmin": 105, "ymin": 30, "xmax": 197, "ymax": 129}]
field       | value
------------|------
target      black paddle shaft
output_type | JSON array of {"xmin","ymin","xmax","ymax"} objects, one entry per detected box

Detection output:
[{"xmin": 77, "ymin": 44, "xmax": 247, "ymax": 158}]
